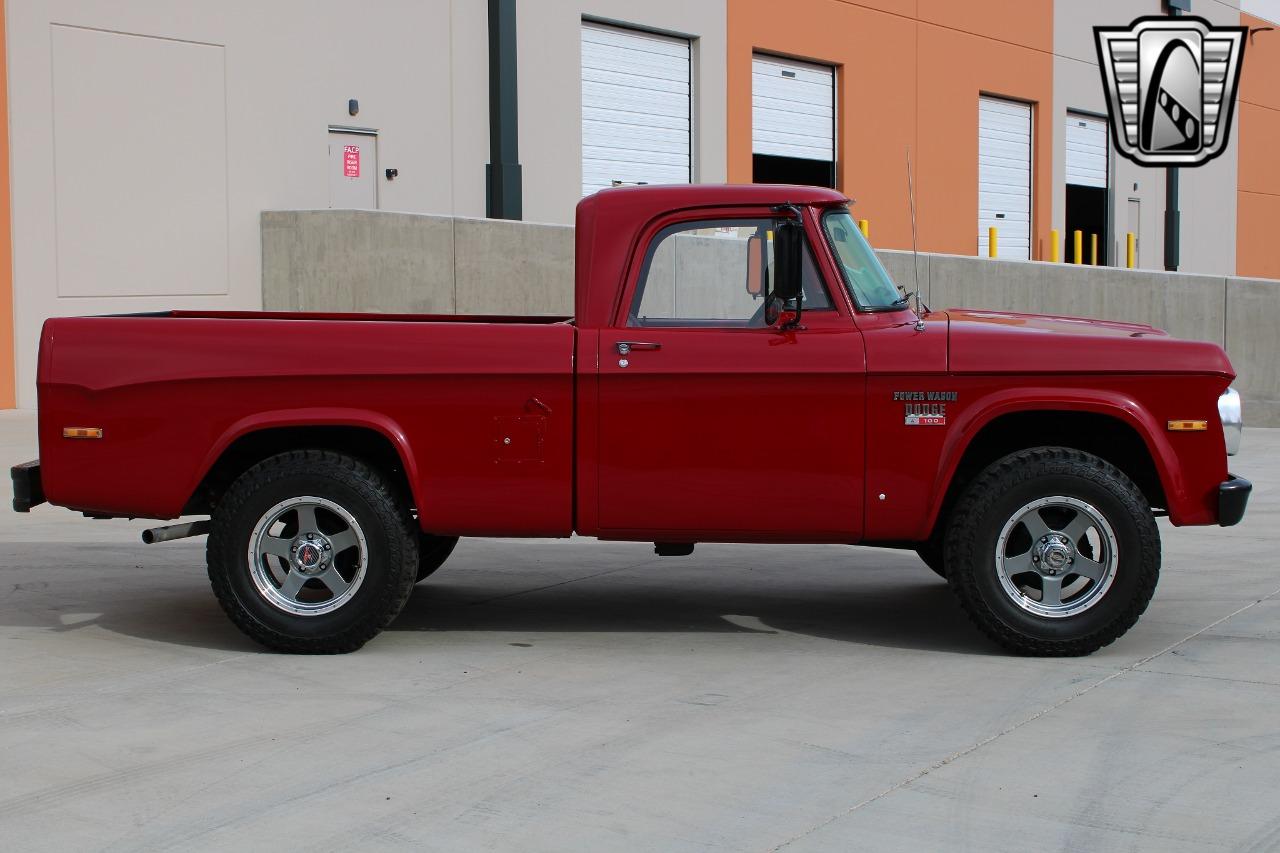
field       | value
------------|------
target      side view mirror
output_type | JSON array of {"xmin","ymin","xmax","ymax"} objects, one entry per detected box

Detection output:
[
  {"xmin": 772, "ymin": 219, "xmax": 804, "ymax": 303},
  {"xmin": 745, "ymin": 234, "xmax": 765, "ymax": 298}
]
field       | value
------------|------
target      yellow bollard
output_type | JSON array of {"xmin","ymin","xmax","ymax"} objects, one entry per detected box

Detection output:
[
  {"xmin": 988, "ymin": 227, "xmax": 998, "ymax": 258},
  {"xmin": 1126, "ymin": 232, "xmax": 1136, "ymax": 269},
  {"xmin": 1050, "ymin": 229, "xmax": 1060, "ymax": 263},
  {"xmin": 1073, "ymin": 230, "xmax": 1083, "ymax": 265},
  {"xmin": 858, "ymin": 219, "xmax": 869, "ymax": 239},
  {"xmin": 1091, "ymin": 233, "xmax": 1098, "ymax": 266}
]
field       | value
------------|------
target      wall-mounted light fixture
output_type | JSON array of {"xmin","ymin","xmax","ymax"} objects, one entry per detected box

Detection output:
[{"xmin": 348, "ymin": 99, "xmax": 359, "ymax": 116}]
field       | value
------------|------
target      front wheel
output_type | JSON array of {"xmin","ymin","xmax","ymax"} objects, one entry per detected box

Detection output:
[
  {"xmin": 945, "ymin": 447, "xmax": 1160, "ymax": 656},
  {"xmin": 207, "ymin": 450, "xmax": 419, "ymax": 653}
]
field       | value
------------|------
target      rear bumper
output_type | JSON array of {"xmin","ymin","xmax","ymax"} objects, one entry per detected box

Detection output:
[
  {"xmin": 11, "ymin": 460, "xmax": 45, "ymax": 513},
  {"xmin": 1219, "ymin": 474, "xmax": 1252, "ymax": 527}
]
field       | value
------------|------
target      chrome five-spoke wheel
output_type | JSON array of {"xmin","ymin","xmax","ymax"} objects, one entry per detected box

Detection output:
[
  {"xmin": 995, "ymin": 496, "xmax": 1118, "ymax": 618},
  {"xmin": 248, "ymin": 495, "xmax": 369, "ymax": 616}
]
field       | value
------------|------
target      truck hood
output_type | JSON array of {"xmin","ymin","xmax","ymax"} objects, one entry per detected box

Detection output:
[{"xmin": 945, "ymin": 309, "xmax": 1234, "ymax": 376}]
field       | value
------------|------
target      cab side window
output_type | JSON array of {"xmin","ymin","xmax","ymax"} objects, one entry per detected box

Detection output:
[{"xmin": 628, "ymin": 218, "xmax": 831, "ymax": 327}]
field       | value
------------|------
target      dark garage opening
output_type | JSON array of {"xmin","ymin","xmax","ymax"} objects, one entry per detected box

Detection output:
[
  {"xmin": 1066, "ymin": 184, "xmax": 1108, "ymax": 265},
  {"xmin": 753, "ymin": 154, "xmax": 835, "ymax": 189}
]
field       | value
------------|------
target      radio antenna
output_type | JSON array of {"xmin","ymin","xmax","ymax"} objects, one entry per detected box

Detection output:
[{"xmin": 906, "ymin": 147, "xmax": 926, "ymax": 330}]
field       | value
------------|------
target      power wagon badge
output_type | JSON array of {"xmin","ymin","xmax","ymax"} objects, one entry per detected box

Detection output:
[{"xmin": 894, "ymin": 390, "xmax": 957, "ymax": 427}]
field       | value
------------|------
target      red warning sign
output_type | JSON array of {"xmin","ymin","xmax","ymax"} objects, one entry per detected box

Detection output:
[{"xmin": 343, "ymin": 145, "xmax": 360, "ymax": 178}]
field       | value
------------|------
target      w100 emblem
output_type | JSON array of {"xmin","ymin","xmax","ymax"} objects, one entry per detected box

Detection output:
[{"xmin": 1095, "ymin": 16, "xmax": 1246, "ymax": 167}]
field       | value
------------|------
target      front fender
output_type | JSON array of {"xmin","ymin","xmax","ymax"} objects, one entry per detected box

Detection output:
[{"xmin": 924, "ymin": 387, "xmax": 1191, "ymax": 534}]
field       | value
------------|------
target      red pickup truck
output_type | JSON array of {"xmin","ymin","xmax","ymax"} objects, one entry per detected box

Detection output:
[{"xmin": 11, "ymin": 184, "xmax": 1250, "ymax": 656}]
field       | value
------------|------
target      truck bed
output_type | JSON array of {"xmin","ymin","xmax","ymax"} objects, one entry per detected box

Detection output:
[
  {"xmin": 36, "ymin": 313, "xmax": 577, "ymax": 535},
  {"xmin": 166, "ymin": 310, "xmax": 574, "ymax": 325}
]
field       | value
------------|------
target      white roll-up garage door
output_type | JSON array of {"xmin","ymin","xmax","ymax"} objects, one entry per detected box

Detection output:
[
  {"xmin": 581, "ymin": 22, "xmax": 691, "ymax": 197},
  {"xmin": 751, "ymin": 55, "xmax": 835, "ymax": 162},
  {"xmin": 978, "ymin": 96, "xmax": 1033, "ymax": 260},
  {"xmin": 1066, "ymin": 113, "xmax": 1108, "ymax": 189}
]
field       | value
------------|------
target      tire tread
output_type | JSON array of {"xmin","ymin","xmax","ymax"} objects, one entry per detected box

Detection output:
[
  {"xmin": 945, "ymin": 446, "xmax": 1160, "ymax": 656},
  {"xmin": 206, "ymin": 449, "xmax": 418, "ymax": 654}
]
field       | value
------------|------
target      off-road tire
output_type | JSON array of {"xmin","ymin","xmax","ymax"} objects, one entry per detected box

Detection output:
[
  {"xmin": 945, "ymin": 447, "xmax": 1160, "ymax": 656},
  {"xmin": 207, "ymin": 450, "xmax": 419, "ymax": 653},
  {"xmin": 417, "ymin": 535, "xmax": 459, "ymax": 582}
]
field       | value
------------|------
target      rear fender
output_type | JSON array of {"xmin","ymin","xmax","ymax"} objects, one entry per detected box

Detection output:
[{"xmin": 191, "ymin": 408, "xmax": 424, "ymax": 513}]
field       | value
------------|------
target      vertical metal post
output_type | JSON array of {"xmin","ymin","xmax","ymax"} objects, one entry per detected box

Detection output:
[
  {"xmin": 1050, "ymin": 229, "xmax": 1060, "ymax": 262},
  {"xmin": 1074, "ymin": 230, "xmax": 1084, "ymax": 264},
  {"xmin": 988, "ymin": 227, "xmax": 998, "ymax": 258},
  {"xmin": 486, "ymin": 0, "xmax": 522, "ymax": 220},
  {"xmin": 1127, "ymin": 232, "xmax": 1136, "ymax": 268},
  {"xmin": 1163, "ymin": 0, "xmax": 1187, "ymax": 270}
]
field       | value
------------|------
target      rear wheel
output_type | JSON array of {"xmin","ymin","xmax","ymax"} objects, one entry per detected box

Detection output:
[
  {"xmin": 207, "ymin": 450, "xmax": 418, "ymax": 653},
  {"xmin": 417, "ymin": 534, "xmax": 459, "ymax": 582},
  {"xmin": 945, "ymin": 447, "xmax": 1160, "ymax": 656}
]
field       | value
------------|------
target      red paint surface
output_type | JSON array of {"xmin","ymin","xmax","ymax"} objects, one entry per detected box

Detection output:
[{"xmin": 35, "ymin": 185, "xmax": 1237, "ymax": 541}]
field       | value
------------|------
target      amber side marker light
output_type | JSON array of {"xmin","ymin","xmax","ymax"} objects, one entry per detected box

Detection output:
[
  {"xmin": 1167, "ymin": 420, "xmax": 1209, "ymax": 432},
  {"xmin": 62, "ymin": 427, "xmax": 104, "ymax": 439}
]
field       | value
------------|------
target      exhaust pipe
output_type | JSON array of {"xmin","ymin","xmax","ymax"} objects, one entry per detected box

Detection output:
[{"xmin": 142, "ymin": 520, "xmax": 211, "ymax": 544}]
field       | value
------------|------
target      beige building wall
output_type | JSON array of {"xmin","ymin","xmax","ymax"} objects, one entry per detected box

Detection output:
[
  {"xmin": 516, "ymin": 0, "xmax": 727, "ymax": 225},
  {"xmin": 1052, "ymin": 0, "xmax": 1241, "ymax": 275},
  {"xmin": 7, "ymin": 0, "xmax": 490, "ymax": 407},
  {"xmin": 6, "ymin": 0, "xmax": 727, "ymax": 407}
]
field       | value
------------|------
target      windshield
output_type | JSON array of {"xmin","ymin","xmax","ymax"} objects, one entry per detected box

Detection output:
[{"xmin": 822, "ymin": 210, "xmax": 906, "ymax": 310}]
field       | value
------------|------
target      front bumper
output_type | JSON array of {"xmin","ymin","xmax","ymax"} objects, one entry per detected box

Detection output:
[
  {"xmin": 11, "ymin": 460, "xmax": 45, "ymax": 513},
  {"xmin": 1219, "ymin": 475, "xmax": 1252, "ymax": 527}
]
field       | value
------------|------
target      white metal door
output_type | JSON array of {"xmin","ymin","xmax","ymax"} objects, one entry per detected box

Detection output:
[
  {"xmin": 751, "ymin": 54, "xmax": 835, "ymax": 162},
  {"xmin": 978, "ymin": 97, "xmax": 1032, "ymax": 260},
  {"xmin": 1066, "ymin": 113, "xmax": 1108, "ymax": 189},
  {"xmin": 581, "ymin": 22, "xmax": 691, "ymax": 196},
  {"xmin": 329, "ymin": 130, "xmax": 377, "ymax": 209}
]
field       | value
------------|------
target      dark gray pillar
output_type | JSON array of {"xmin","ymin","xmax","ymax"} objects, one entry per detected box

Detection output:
[
  {"xmin": 1163, "ymin": 0, "xmax": 1188, "ymax": 271},
  {"xmin": 486, "ymin": 0, "xmax": 522, "ymax": 220}
]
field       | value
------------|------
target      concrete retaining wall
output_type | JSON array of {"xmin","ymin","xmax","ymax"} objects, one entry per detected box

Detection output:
[{"xmin": 263, "ymin": 210, "xmax": 1279, "ymax": 426}]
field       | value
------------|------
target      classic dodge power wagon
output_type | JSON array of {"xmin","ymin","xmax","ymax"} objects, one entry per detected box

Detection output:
[{"xmin": 11, "ymin": 185, "xmax": 1250, "ymax": 655}]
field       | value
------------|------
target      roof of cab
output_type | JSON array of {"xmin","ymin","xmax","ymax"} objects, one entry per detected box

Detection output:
[{"xmin": 578, "ymin": 183, "xmax": 849, "ymax": 217}]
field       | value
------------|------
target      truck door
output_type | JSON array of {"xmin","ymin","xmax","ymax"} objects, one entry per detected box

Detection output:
[{"xmin": 595, "ymin": 216, "xmax": 866, "ymax": 541}]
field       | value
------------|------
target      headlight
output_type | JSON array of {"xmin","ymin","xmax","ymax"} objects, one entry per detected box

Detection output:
[{"xmin": 1219, "ymin": 387, "xmax": 1242, "ymax": 456}]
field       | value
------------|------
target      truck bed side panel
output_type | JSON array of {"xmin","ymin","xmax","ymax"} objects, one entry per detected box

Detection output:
[{"xmin": 38, "ymin": 317, "xmax": 575, "ymax": 536}]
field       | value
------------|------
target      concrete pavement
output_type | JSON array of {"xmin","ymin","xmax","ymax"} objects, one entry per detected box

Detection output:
[{"xmin": 1, "ymin": 409, "xmax": 1277, "ymax": 851}]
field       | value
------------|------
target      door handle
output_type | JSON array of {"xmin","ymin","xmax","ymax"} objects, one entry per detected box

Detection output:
[{"xmin": 616, "ymin": 341, "xmax": 661, "ymax": 355}]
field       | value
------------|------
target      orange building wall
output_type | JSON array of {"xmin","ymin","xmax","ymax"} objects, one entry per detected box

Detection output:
[
  {"xmin": 1237, "ymin": 14, "xmax": 1280, "ymax": 281},
  {"xmin": 0, "ymin": 0, "xmax": 13, "ymax": 407},
  {"xmin": 728, "ymin": 0, "xmax": 1054, "ymax": 258}
]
